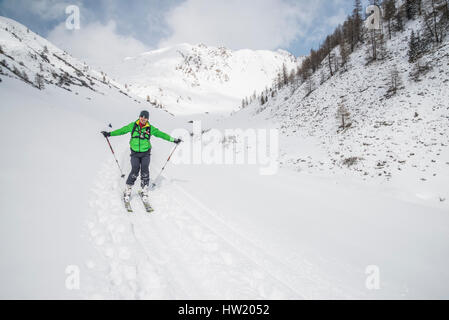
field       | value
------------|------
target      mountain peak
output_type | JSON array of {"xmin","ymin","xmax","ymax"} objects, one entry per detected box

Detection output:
[{"xmin": 110, "ymin": 44, "xmax": 298, "ymax": 115}]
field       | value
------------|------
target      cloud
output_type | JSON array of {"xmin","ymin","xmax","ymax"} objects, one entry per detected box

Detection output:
[
  {"xmin": 158, "ymin": 0, "xmax": 322, "ymax": 50},
  {"xmin": 1, "ymin": 0, "xmax": 356, "ymax": 64},
  {"xmin": 47, "ymin": 21, "xmax": 150, "ymax": 72},
  {"xmin": 1, "ymin": 0, "xmax": 83, "ymax": 21},
  {"xmin": 326, "ymin": 8, "xmax": 348, "ymax": 28}
]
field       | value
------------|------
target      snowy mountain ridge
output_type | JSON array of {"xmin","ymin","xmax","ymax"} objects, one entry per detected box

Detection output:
[
  {"xmin": 0, "ymin": 16, "xmax": 142, "ymax": 105},
  {"xmin": 0, "ymin": 15, "xmax": 300, "ymax": 117},
  {"xmin": 110, "ymin": 43, "xmax": 300, "ymax": 115}
]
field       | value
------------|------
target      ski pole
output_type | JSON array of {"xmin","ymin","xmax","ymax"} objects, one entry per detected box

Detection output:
[
  {"xmin": 104, "ymin": 136, "xmax": 126, "ymax": 178},
  {"xmin": 152, "ymin": 143, "xmax": 180, "ymax": 187}
]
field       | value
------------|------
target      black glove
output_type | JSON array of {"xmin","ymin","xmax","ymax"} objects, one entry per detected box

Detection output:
[
  {"xmin": 101, "ymin": 131, "xmax": 111, "ymax": 137},
  {"xmin": 174, "ymin": 138, "xmax": 182, "ymax": 144}
]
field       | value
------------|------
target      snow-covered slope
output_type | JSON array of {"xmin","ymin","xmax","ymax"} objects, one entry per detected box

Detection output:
[
  {"xmin": 1, "ymin": 13, "xmax": 449, "ymax": 300},
  {"xmin": 0, "ymin": 16, "xmax": 140, "ymax": 103},
  {"xmin": 109, "ymin": 43, "xmax": 300, "ymax": 115},
  {"xmin": 84, "ymin": 104, "xmax": 449, "ymax": 299},
  {"xmin": 0, "ymin": 16, "xmax": 179, "ymax": 298},
  {"xmin": 235, "ymin": 11, "xmax": 449, "ymax": 210}
]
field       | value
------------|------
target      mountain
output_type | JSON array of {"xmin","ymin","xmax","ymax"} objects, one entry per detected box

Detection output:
[
  {"xmin": 109, "ymin": 43, "xmax": 300, "ymax": 115},
  {"xmin": 0, "ymin": 15, "xmax": 180, "ymax": 299},
  {"xmin": 1, "ymin": 6, "xmax": 449, "ymax": 300},
  {"xmin": 230, "ymin": 0, "xmax": 449, "ymax": 208},
  {"xmin": 0, "ymin": 16, "xmax": 139, "ymax": 103}
]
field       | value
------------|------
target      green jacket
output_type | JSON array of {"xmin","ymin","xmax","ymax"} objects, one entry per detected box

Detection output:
[{"xmin": 111, "ymin": 120, "xmax": 174, "ymax": 152}]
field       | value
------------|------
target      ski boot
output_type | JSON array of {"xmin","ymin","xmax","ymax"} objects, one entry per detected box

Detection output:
[
  {"xmin": 124, "ymin": 184, "xmax": 132, "ymax": 202},
  {"xmin": 139, "ymin": 185, "xmax": 154, "ymax": 213},
  {"xmin": 141, "ymin": 185, "xmax": 149, "ymax": 203}
]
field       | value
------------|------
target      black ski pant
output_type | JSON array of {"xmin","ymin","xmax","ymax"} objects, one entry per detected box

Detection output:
[{"xmin": 126, "ymin": 149, "xmax": 151, "ymax": 188}]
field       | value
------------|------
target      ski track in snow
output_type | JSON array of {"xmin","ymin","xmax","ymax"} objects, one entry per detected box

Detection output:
[{"xmin": 85, "ymin": 155, "xmax": 355, "ymax": 299}]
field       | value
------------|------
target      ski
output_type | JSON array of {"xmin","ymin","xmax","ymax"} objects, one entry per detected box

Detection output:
[
  {"xmin": 123, "ymin": 193, "xmax": 133, "ymax": 213},
  {"xmin": 138, "ymin": 190, "xmax": 154, "ymax": 213}
]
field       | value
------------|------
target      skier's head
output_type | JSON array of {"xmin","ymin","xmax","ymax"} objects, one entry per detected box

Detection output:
[{"xmin": 139, "ymin": 110, "xmax": 149, "ymax": 123}]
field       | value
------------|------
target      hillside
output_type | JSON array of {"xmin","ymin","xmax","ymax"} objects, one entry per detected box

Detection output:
[
  {"xmin": 109, "ymin": 43, "xmax": 300, "ymax": 115},
  {"xmin": 1, "ymin": 7, "xmax": 449, "ymax": 300},
  {"xmin": 0, "ymin": 16, "xmax": 145, "ymax": 104},
  {"xmin": 232, "ymin": 2, "xmax": 449, "ymax": 209},
  {"xmin": 0, "ymin": 16, "xmax": 181, "ymax": 298}
]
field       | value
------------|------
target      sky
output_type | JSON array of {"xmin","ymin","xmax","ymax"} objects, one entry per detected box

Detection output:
[{"xmin": 0, "ymin": 0, "xmax": 367, "ymax": 71}]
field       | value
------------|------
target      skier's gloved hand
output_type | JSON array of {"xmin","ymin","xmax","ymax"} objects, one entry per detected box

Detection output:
[
  {"xmin": 101, "ymin": 131, "xmax": 111, "ymax": 137},
  {"xmin": 174, "ymin": 138, "xmax": 182, "ymax": 144}
]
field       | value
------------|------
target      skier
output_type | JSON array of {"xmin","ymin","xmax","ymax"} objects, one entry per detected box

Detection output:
[{"xmin": 101, "ymin": 110, "xmax": 181, "ymax": 204}]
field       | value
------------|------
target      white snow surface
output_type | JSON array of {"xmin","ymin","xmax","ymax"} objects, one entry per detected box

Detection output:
[{"xmin": 1, "ymin": 15, "xmax": 449, "ymax": 299}]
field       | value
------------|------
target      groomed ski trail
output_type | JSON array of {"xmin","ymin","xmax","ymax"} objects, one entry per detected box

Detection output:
[{"xmin": 86, "ymin": 157, "xmax": 360, "ymax": 299}]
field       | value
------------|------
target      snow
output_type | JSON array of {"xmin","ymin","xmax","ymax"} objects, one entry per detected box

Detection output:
[
  {"xmin": 239, "ymin": 12, "xmax": 449, "ymax": 212},
  {"xmin": 108, "ymin": 43, "xmax": 299, "ymax": 115},
  {"xmin": 1, "ymin": 12, "xmax": 449, "ymax": 300},
  {"xmin": 81, "ymin": 119, "xmax": 449, "ymax": 298}
]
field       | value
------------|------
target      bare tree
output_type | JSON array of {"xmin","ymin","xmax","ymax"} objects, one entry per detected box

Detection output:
[
  {"xmin": 395, "ymin": 5, "xmax": 405, "ymax": 31},
  {"xmin": 366, "ymin": 29, "xmax": 387, "ymax": 63},
  {"xmin": 386, "ymin": 66, "xmax": 402, "ymax": 96},
  {"xmin": 324, "ymin": 35, "xmax": 334, "ymax": 77},
  {"xmin": 423, "ymin": 0, "xmax": 446, "ymax": 44},
  {"xmin": 391, "ymin": 67, "xmax": 402, "ymax": 91},
  {"xmin": 444, "ymin": 0, "xmax": 449, "ymax": 19},
  {"xmin": 409, "ymin": 57, "xmax": 432, "ymax": 81},
  {"xmin": 353, "ymin": 0, "xmax": 364, "ymax": 44},
  {"xmin": 343, "ymin": 16, "xmax": 356, "ymax": 52},
  {"xmin": 383, "ymin": 0, "xmax": 397, "ymax": 39},
  {"xmin": 337, "ymin": 104, "xmax": 351, "ymax": 129},
  {"xmin": 305, "ymin": 75, "xmax": 314, "ymax": 97},
  {"xmin": 339, "ymin": 37, "xmax": 349, "ymax": 69}
]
